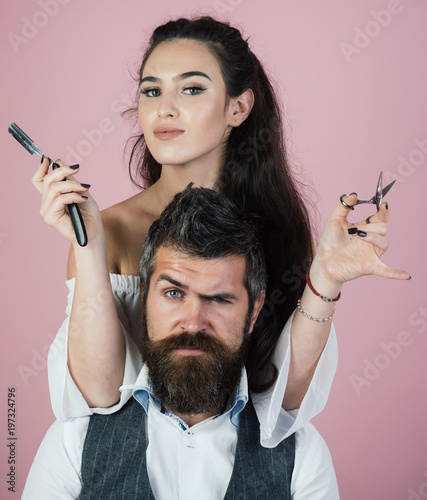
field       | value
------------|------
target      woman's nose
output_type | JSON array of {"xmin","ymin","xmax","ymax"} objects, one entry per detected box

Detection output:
[{"xmin": 157, "ymin": 91, "xmax": 179, "ymax": 119}]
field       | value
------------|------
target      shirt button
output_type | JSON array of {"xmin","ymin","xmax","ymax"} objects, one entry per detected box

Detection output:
[{"xmin": 185, "ymin": 431, "xmax": 197, "ymax": 449}]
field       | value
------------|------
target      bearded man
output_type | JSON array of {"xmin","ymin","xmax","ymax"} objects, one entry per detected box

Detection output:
[{"xmin": 23, "ymin": 186, "xmax": 339, "ymax": 499}]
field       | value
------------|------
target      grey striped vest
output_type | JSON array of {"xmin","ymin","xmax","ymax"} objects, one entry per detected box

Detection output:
[{"xmin": 79, "ymin": 396, "xmax": 295, "ymax": 499}]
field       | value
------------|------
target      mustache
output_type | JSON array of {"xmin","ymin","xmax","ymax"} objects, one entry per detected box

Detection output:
[{"xmin": 145, "ymin": 331, "xmax": 230, "ymax": 356}]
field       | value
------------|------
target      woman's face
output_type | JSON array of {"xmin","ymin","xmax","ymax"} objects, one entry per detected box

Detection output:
[{"xmin": 138, "ymin": 39, "xmax": 235, "ymax": 171}]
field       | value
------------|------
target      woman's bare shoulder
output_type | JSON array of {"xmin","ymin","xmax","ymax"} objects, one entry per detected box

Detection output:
[
  {"xmin": 101, "ymin": 190, "xmax": 156, "ymax": 235},
  {"xmin": 101, "ymin": 190, "xmax": 159, "ymax": 275},
  {"xmin": 67, "ymin": 189, "xmax": 159, "ymax": 278},
  {"xmin": 101, "ymin": 196, "xmax": 136, "ymax": 236}
]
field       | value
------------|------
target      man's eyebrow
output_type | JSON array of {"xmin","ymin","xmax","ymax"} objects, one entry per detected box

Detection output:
[
  {"xmin": 155, "ymin": 274, "xmax": 188, "ymax": 289},
  {"xmin": 155, "ymin": 275, "xmax": 239, "ymax": 301},
  {"xmin": 140, "ymin": 71, "xmax": 212, "ymax": 85}
]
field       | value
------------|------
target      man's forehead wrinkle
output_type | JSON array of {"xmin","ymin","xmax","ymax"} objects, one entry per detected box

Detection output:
[
  {"xmin": 152, "ymin": 251, "xmax": 246, "ymax": 296},
  {"xmin": 154, "ymin": 263, "xmax": 228, "ymax": 291}
]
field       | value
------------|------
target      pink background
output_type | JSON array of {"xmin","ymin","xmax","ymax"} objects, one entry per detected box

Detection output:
[{"xmin": 1, "ymin": 0, "xmax": 426, "ymax": 498}]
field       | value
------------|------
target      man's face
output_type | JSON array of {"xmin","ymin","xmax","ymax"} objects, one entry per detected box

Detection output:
[{"xmin": 140, "ymin": 245, "xmax": 264, "ymax": 416}]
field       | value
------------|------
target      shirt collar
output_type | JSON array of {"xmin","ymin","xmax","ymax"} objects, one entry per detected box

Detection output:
[
  {"xmin": 132, "ymin": 364, "xmax": 249, "ymax": 428},
  {"xmin": 132, "ymin": 364, "xmax": 151, "ymax": 414}
]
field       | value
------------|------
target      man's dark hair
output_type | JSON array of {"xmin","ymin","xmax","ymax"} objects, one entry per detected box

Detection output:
[{"xmin": 139, "ymin": 185, "xmax": 266, "ymax": 314}]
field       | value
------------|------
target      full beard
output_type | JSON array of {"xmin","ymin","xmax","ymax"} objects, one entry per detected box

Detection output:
[{"xmin": 140, "ymin": 318, "xmax": 250, "ymax": 416}]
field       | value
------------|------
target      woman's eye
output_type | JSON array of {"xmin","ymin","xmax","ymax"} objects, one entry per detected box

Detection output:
[
  {"xmin": 183, "ymin": 86, "xmax": 206, "ymax": 95},
  {"xmin": 140, "ymin": 88, "xmax": 160, "ymax": 97},
  {"xmin": 166, "ymin": 290, "xmax": 182, "ymax": 299},
  {"xmin": 140, "ymin": 86, "xmax": 206, "ymax": 97}
]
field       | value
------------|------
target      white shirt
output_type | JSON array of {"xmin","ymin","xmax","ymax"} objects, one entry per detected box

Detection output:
[
  {"xmin": 23, "ymin": 366, "xmax": 339, "ymax": 499},
  {"xmin": 47, "ymin": 274, "xmax": 338, "ymax": 446}
]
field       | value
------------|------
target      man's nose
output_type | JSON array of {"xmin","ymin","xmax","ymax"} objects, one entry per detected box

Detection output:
[{"xmin": 180, "ymin": 299, "xmax": 207, "ymax": 333}]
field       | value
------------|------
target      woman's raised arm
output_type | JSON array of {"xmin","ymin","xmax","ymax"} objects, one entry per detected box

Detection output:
[
  {"xmin": 32, "ymin": 158, "xmax": 125, "ymax": 408},
  {"xmin": 282, "ymin": 193, "xmax": 410, "ymax": 410}
]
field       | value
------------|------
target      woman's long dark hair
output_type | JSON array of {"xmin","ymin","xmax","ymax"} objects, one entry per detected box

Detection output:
[{"xmin": 125, "ymin": 16, "xmax": 314, "ymax": 392}]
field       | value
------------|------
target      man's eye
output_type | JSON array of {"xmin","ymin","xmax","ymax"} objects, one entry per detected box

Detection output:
[
  {"xmin": 166, "ymin": 290, "xmax": 182, "ymax": 299},
  {"xmin": 212, "ymin": 297, "xmax": 230, "ymax": 304}
]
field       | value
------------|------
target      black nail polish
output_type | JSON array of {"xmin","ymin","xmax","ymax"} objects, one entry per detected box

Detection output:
[
  {"xmin": 70, "ymin": 164, "xmax": 80, "ymax": 170},
  {"xmin": 349, "ymin": 192, "xmax": 357, "ymax": 196},
  {"xmin": 40, "ymin": 155, "xmax": 44, "ymax": 163},
  {"xmin": 408, "ymin": 276, "xmax": 412, "ymax": 281},
  {"xmin": 348, "ymin": 227, "xmax": 358, "ymax": 235},
  {"xmin": 81, "ymin": 183, "xmax": 91, "ymax": 189},
  {"xmin": 81, "ymin": 195, "xmax": 88, "ymax": 199},
  {"xmin": 385, "ymin": 202, "xmax": 389, "ymax": 210},
  {"xmin": 357, "ymin": 230, "xmax": 367, "ymax": 237},
  {"xmin": 52, "ymin": 162, "xmax": 60, "ymax": 170}
]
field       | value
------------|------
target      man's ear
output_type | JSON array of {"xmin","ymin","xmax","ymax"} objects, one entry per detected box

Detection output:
[
  {"xmin": 227, "ymin": 88, "xmax": 254, "ymax": 128},
  {"xmin": 247, "ymin": 290, "xmax": 265, "ymax": 334}
]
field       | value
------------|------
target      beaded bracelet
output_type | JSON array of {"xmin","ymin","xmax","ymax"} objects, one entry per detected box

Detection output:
[
  {"xmin": 296, "ymin": 299, "xmax": 335, "ymax": 322},
  {"xmin": 306, "ymin": 270, "xmax": 341, "ymax": 302}
]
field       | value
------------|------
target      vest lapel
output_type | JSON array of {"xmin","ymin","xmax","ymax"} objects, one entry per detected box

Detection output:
[
  {"xmin": 224, "ymin": 399, "xmax": 295, "ymax": 500},
  {"xmin": 80, "ymin": 396, "xmax": 295, "ymax": 499}
]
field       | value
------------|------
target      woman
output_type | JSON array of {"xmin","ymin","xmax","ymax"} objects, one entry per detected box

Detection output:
[{"xmin": 32, "ymin": 16, "xmax": 408, "ymax": 433}]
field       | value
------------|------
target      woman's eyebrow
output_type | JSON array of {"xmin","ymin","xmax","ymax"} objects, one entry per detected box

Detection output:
[{"xmin": 140, "ymin": 71, "xmax": 212, "ymax": 85}]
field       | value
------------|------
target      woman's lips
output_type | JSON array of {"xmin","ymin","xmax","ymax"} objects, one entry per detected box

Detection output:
[{"xmin": 153, "ymin": 126, "xmax": 184, "ymax": 140}]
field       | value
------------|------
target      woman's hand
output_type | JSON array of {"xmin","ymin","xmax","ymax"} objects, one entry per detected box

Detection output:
[
  {"xmin": 310, "ymin": 193, "xmax": 410, "ymax": 291},
  {"xmin": 32, "ymin": 158, "xmax": 103, "ymax": 246}
]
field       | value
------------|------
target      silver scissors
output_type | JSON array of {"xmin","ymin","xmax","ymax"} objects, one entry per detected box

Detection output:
[{"xmin": 340, "ymin": 172, "xmax": 396, "ymax": 213}]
